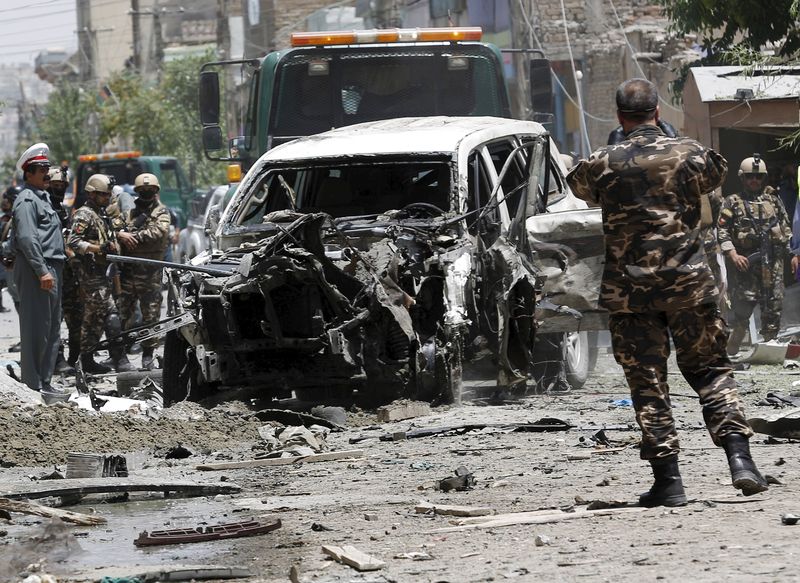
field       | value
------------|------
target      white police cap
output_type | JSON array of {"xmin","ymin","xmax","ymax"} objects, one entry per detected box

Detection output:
[{"xmin": 16, "ymin": 143, "xmax": 50, "ymax": 173}]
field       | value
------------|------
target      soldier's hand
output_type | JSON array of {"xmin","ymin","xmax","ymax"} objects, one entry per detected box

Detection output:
[
  {"xmin": 39, "ymin": 272, "xmax": 55, "ymax": 291},
  {"xmin": 792, "ymin": 255, "xmax": 799, "ymax": 276},
  {"xmin": 118, "ymin": 231, "xmax": 137, "ymax": 250},
  {"xmin": 730, "ymin": 251, "xmax": 749, "ymax": 272}
]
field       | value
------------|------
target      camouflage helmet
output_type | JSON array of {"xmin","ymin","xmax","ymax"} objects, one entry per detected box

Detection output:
[
  {"xmin": 134, "ymin": 173, "xmax": 160, "ymax": 192},
  {"xmin": 738, "ymin": 155, "xmax": 768, "ymax": 177},
  {"xmin": 85, "ymin": 174, "xmax": 113, "ymax": 194},
  {"xmin": 48, "ymin": 166, "xmax": 70, "ymax": 184}
]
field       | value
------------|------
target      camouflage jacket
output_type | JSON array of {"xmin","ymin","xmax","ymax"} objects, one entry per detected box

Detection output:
[
  {"xmin": 566, "ymin": 124, "xmax": 727, "ymax": 314},
  {"xmin": 717, "ymin": 186, "xmax": 792, "ymax": 256},
  {"xmin": 115, "ymin": 199, "xmax": 170, "ymax": 260},
  {"xmin": 67, "ymin": 202, "xmax": 114, "ymax": 270}
]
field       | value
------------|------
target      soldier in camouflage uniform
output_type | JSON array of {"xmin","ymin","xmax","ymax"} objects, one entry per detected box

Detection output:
[
  {"xmin": 114, "ymin": 173, "xmax": 170, "ymax": 370},
  {"xmin": 718, "ymin": 156, "xmax": 792, "ymax": 353},
  {"xmin": 567, "ymin": 78, "xmax": 768, "ymax": 506},
  {"xmin": 67, "ymin": 174, "xmax": 134, "ymax": 374},
  {"xmin": 47, "ymin": 166, "xmax": 78, "ymax": 373}
]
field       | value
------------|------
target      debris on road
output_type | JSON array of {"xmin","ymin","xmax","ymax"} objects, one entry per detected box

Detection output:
[
  {"xmin": 322, "ymin": 544, "xmax": 385, "ymax": 571},
  {"xmin": 65, "ymin": 452, "xmax": 128, "ymax": 478},
  {"xmin": 0, "ymin": 498, "xmax": 106, "ymax": 526},
  {"xmin": 431, "ymin": 506, "xmax": 647, "ymax": 532},
  {"xmin": 0, "ymin": 477, "xmax": 240, "ymax": 502},
  {"xmin": 376, "ymin": 400, "xmax": 431, "ymax": 423},
  {"xmin": 379, "ymin": 418, "xmax": 572, "ymax": 441},
  {"xmin": 781, "ymin": 513, "xmax": 799, "ymax": 525},
  {"xmin": 749, "ymin": 408, "xmax": 800, "ymax": 438},
  {"xmin": 196, "ymin": 449, "xmax": 365, "ymax": 471},
  {"xmin": 134, "ymin": 517, "xmax": 281, "ymax": 546},
  {"xmin": 256, "ymin": 424, "xmax": 330, "ymax": 457},
  {"xmin": 438, "ymin": 466, "xmax": 475, "ymax": 492},
  {"xmin": 415, "ymin": 500, "xmax": 493, "ymax": 517},
  {"xmin": 737, "ymin": 342, "xmax": 789, "ymax": 365},
  {"xmin": 534, "ymin": 534, "xmax": 551, "ymax": 546},
  {"xmin": 255, "ymin": 408, "xmax": 345, "ymax": 431},
  {"xmin": 68, "ymin": 565, "xmax": 253, "ymax": 581}
]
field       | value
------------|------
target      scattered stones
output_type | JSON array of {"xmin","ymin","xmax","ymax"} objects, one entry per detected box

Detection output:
[
  {"xmin": 534, "ymin": 534, "xmax": 551, "ymax": 546},
  {"xmin": 781, "ymin": 514, "xmax": 798, "ymax": 525}
]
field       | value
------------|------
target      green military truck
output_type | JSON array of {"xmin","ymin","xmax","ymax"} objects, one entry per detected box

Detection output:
[
  {"xmin": 198, "ymin": 27, "xmax": 551, "ymax": 170},
  {"xmin": 74, "ymin": 151, "xmax": 197, "ymax": 226}
]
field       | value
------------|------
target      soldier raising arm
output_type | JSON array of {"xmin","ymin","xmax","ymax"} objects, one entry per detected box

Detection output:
[{"xmin": 567, "ymin": 78, "xmax": 767, "ymax": 508}]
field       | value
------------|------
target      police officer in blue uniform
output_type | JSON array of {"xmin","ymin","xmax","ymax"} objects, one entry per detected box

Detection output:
[{"xmin": 12, "ymin": 143, "xmax": 66, "ymax": 395}]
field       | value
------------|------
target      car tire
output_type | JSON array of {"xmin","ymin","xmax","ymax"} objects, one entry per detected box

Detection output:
[
  {"xmin": 564, "ymin": 331, "xmax": 591, "ymax": 390},
  {"xmin": 162, "ymin": 330, "xmax": 213, "ymax": 406},
  {"xmin": 436, "ymin": 332, "xmax": 463, "ymax": 405}
]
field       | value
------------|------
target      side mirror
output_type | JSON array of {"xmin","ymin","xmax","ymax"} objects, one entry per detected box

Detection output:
[
  {"xmin": 199, "ymin": 71, "xmax": 220, "ymax": 125},
  {"xmin": 202, "ymin": 126, "xmax": 223, "ymax": 152},
  {"xmin": 529, "ymin": 59, "xmax": 553, "ymax": 117},
  {"xmin": 205, "ymin": 204, "xmax": 221, "ymax": 244}
]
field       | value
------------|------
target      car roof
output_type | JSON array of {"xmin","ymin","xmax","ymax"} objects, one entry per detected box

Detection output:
[{"xmin": 261, "ymin": 116, "xmax": 548, "ymax": 162}]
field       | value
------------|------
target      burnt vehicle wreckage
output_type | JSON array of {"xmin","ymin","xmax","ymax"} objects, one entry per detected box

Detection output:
[{"xmin": 96, "ymin": 118, "xmax": 604, "ymax": 407}]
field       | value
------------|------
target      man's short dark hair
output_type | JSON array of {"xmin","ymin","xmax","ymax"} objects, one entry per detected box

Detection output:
[{"xmin": 616, "ymin": 78, "xmax": 658, "ymax": 123}]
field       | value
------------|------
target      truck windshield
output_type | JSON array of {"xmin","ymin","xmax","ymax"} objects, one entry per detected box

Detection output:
[
  {"xmin": 269, "ymin": 45, "xmax": 508, "ymax": 144},
  {"xmin": 235, "ymin": 158, "xmax": 452, "ymax": 225}
]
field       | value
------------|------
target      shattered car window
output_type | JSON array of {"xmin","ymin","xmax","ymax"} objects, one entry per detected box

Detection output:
[{"xmin": 234, "ymin": 159, "xmax": 452, "ymax": 225}]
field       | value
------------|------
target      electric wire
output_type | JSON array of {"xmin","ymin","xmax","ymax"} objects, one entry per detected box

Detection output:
[
  {"xmin": 515, "ymin": 0, "xmax": 615, "ymax": 124},
  {"xmin": 558, "ymin": 0, "xmax": 592, "ymax": 154},
  {"xmin": 606, "ymin": 0, "xmax": 684, "ymax": 114}
]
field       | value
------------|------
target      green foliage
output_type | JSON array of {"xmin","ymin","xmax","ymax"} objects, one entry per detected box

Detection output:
[
  {"xmin": 660, "ymin": 0, "xmax": 800, "ymax": 58},
  {"xmin": 37, "ymin": 51, "xmax": 228, "ymax": 189}
]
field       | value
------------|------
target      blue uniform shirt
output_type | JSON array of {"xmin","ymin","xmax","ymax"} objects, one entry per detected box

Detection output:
[{"xmin": 13, "ymin": 183, "xmax": 66, "ymax": 277}]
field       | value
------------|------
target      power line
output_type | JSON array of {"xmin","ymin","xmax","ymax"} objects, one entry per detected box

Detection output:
[
  {"xmin": 558, "ymin": 0, "xmax": 592, "ymax": 154},
  {"xmin": 606, "ymin": 0, "xmax": 683, "ymax": 114},
  {"xmin": 0, "ymin": 0, "xmax": 69, "ymax": 14}
]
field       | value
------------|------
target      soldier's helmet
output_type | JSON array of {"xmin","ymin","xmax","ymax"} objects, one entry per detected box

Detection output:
[
  {"xmin": 134, "ymin": 173, "xmax": 160, "ymax": 192},
  {"xmin": 85, "ymin": 174, "xmax": 113, "ymax": 194},
  {"xmin": 48, "ymin": 166, "xmax": 69, "ymax": 184},
  {"xmin": 738, "ymin": 155, "xmax": 768, "ymax": 177}
]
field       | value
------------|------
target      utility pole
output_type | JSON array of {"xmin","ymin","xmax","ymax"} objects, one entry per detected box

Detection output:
[
  {"xmin": 131, "ymin": 0, "xmax": 141, "ymax": 71},
  {"xmin": 76, "ymin": 0, "xmax": 94, "ymax": 82}
]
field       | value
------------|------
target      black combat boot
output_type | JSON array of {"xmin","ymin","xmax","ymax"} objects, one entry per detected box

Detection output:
[
  {"xmin": 639, "ymin": 456, "xmax": 688, "ymax": 507},
  {"xmin": 722, "ymin": 433, "xmax": 769, "ymax": 496},
  {"xmin": 81, "ymin": 353, "xmax": 112, "ymax": 374},
  {"xmin": 54, "ymin": 343, "xmax": 75, "ymax": 375},
  {"xmin": 67, "ymin": 332, "xmax": 81, "ymax": 367},
  {"xmin": 141, "ymin": 347, "xmax": 155, "ymax": 370},
  {"xmin": 105, "ymin": 314, "xmax": 135, "ymax": 373}
]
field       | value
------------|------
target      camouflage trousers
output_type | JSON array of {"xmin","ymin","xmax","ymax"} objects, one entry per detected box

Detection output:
[
  {"xmin": 728, "ymin": 256, "xmax": 784, "ymax": 339},
  {"xmin": 62, "ymin": 258, "xmax": 83, "ymax": 337},
  {"xmin": 80, "ymin": 273, "xmax": 118, "ymax": 352},
  {"xmin": 116, "ymin": 264, "xmax": 163, "ymax": 350},
  {"xmin": 608, "ymin": 303, "xmax": 752, "ymax": 460}
]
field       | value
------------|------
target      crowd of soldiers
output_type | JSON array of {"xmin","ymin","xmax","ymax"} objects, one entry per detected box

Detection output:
[{"xmin": 4, "ymin": 142, "xmax": 171, "ymax": 400}]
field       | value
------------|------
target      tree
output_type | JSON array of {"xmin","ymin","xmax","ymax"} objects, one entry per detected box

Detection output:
[
  {"xmin": 660, "ymin": 0, "xmax": 800, "ymax": 60},
  {"xmin": 37, "ymin": 51, "xmax": 227, "ymax": 188}
]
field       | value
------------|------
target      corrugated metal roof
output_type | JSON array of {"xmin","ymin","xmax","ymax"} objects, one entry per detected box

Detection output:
[{"xmin": 691, "ymin": 66, "xmax": 800, "ymax": 102}]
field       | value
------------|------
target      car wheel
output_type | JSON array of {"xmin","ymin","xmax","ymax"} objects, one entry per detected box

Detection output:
[
  {"xmin": 436, "ymin": 332, "xmax": 463, "ymax": 405},
  {"xmin": 564, "ymin": 331, "xmax": 591, "ymax": 390},
  {"xmin": 163, "ymin": 330, "xmax": 213, "ymax": 406}
]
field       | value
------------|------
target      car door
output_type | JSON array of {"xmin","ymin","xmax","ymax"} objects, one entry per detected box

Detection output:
[{"xmin": 524, "ymin": 141, "xmax": 606, "ymax": 333}]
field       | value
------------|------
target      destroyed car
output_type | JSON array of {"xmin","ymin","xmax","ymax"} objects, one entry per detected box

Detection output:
[{"xmin": 159, "ymin": 117, "xmax": 603, "ymax": 406}]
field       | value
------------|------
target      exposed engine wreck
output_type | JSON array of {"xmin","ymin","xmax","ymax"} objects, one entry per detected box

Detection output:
[{"xmin": 164, "ymin": 208, "xmax": 540, "ymax": 406}]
